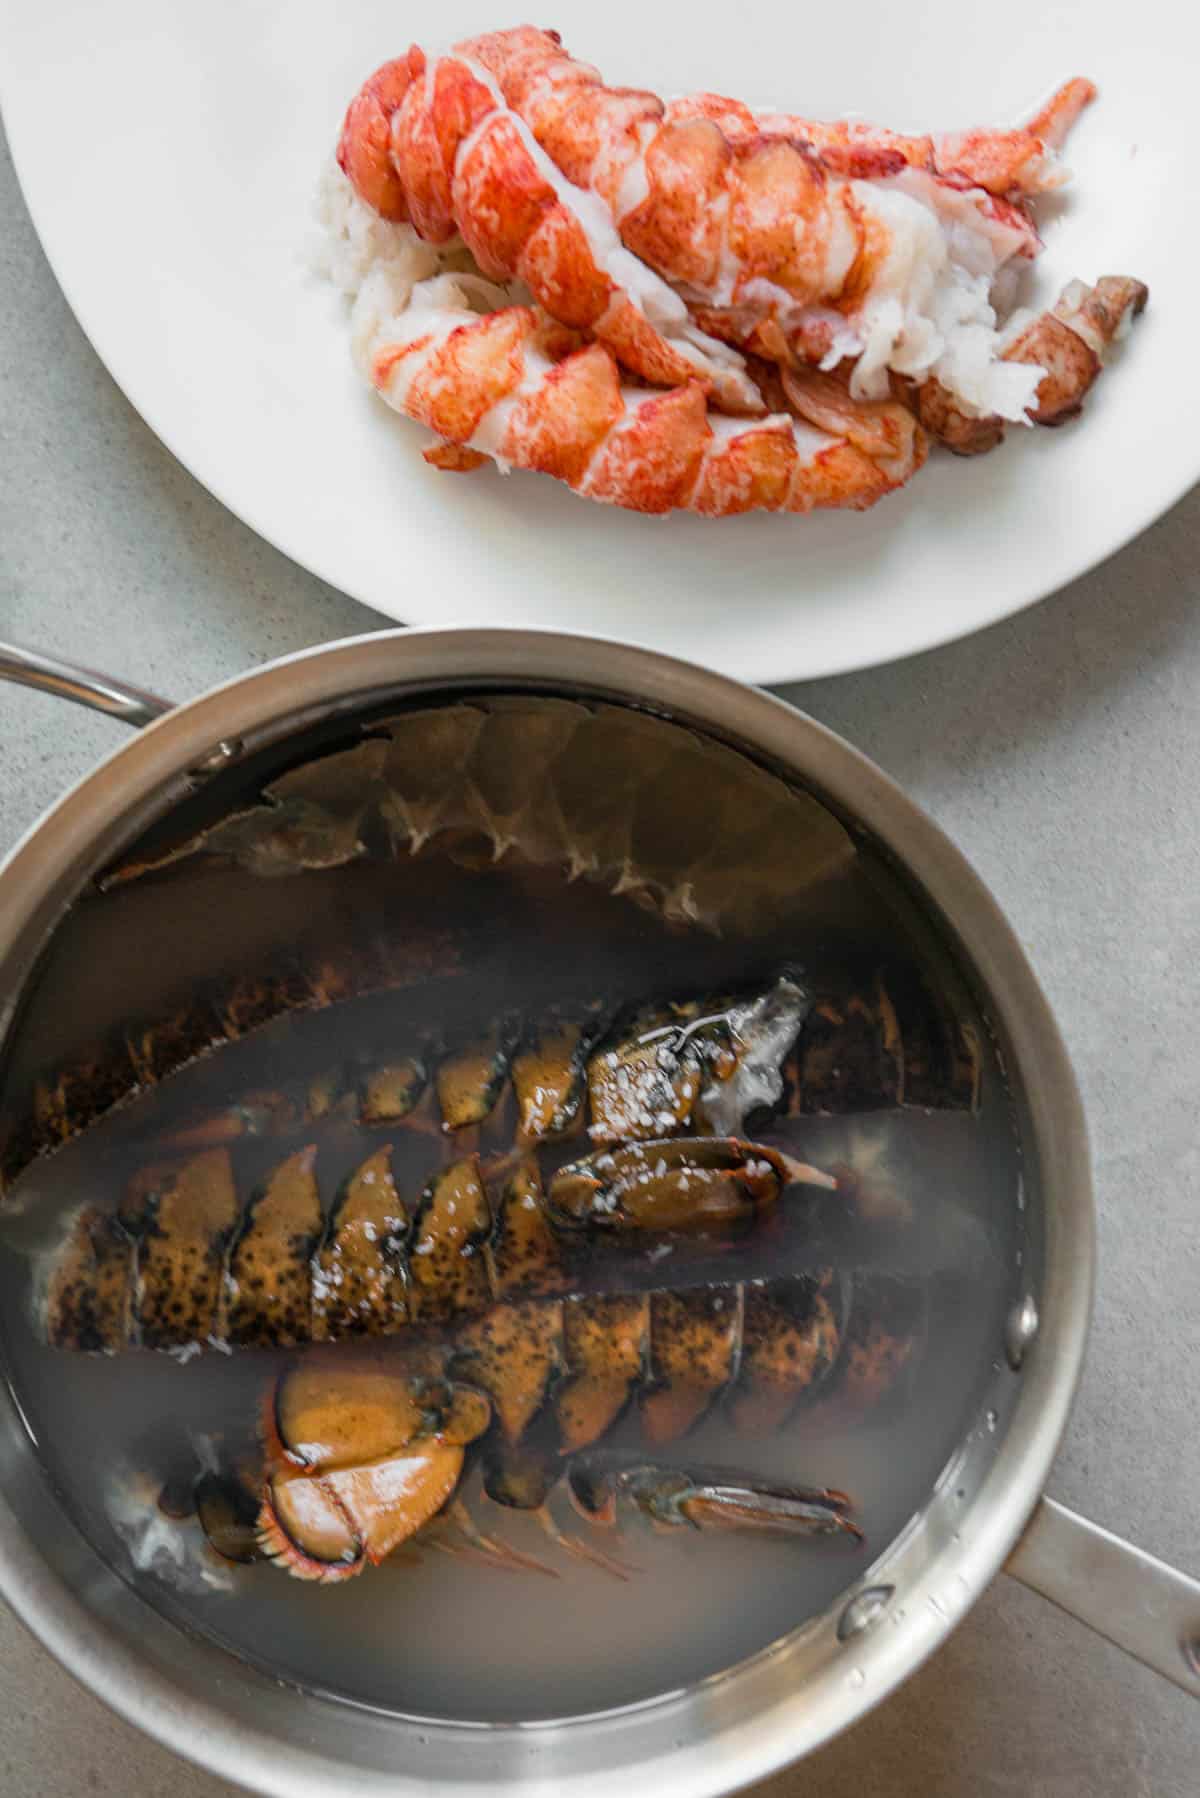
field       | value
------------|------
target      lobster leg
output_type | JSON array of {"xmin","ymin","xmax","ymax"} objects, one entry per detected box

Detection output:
[
  {"xmin": 566, "ymin": 1456, "xmax": 862, "ymax": 1542},
  {"xmin": 531, "ymin": 1504, "xmax": 634, "ymax": 1581},
  {"xmin": 425, "ymin": 1498, "xmax": 559, "ymax": 1579}
]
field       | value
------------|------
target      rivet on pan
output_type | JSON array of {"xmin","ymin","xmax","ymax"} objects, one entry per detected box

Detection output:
[
  {"xmin": 1005, "ymin": 1295, "xmax": 1040, "ymax": 1371},
  {"xmin": 838, "ymin": 1585, "xmax": 895, "ymax": 1642},
  {"xmin": 187, "ymin": 739, "xmax": 244, "ymax": 783}
]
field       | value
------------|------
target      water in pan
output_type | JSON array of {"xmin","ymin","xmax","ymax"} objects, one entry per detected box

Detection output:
[{"xmin": 0, "ymin": 702, "xmax": 1025, "ymax": 1724}]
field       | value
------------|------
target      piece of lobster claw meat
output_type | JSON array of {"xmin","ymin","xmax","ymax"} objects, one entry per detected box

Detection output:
[
  {"xmin": 546, "ymin": 1137, "xmax": 836, "ymax": 1232},
  {"xmin": 566, "ymin": 1454, "xmax": 862, "ymax": 1542}
]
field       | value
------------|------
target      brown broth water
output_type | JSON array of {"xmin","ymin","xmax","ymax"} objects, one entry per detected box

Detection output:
[{"xmin": 0, "ymin": 811, "xmax": 1025, "ymax": 1723}]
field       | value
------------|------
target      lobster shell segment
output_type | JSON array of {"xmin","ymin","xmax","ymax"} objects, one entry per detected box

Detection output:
[
  {"xmin": 223, "ymin": 1147, "xmax": 323, "ymax": 1348},
  {"xmin": 126, "ymin": 1147, "xmax": 240, "ymax": 1351},
  {"xmin": 730, "ymin": 1273, "xmax": 841, "ymax": 1435},
  {"xmin": 555, "ymin": 1292, "xmax": 650, "ymax": 1453},
  {"xmin": 639, "ymin": 1287, "xmax": 743, "ymax": 1444},
  {"xmin": 311, "ymin": 1146, "xmax": 410, "ymax": 1340},
  {"xmin": 40, "ymin": 1205, "xmax": 134, "ymax": 1353}
]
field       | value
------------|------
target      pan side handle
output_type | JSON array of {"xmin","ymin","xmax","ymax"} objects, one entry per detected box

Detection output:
[
  {"xmin": 0, "ymin": 641, "xmax": 172, "ymax": 729},
  {"xmin": 1006, "ymin": 1496, "xmax": 1200, "ymax": 1696}
]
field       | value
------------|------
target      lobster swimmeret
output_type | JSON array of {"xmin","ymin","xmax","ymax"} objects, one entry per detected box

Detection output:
[{"xmin": 325, "ymin": 26, "xmax": 1148, "ymax": 514}]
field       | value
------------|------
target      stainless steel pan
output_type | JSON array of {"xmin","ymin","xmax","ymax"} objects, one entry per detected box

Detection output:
[{"xmin": 0, "ymin": 629, "xmax": 1195, "ymax": 1798}]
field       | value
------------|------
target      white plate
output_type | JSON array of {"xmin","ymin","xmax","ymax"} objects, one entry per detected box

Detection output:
[{"xmin": 1, "ymin": 0, "xmax": 1194, "ymax": 681}]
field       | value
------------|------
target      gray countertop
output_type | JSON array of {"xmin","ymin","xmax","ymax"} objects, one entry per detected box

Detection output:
[{"xmin": 1, "ymin": 129, "xmax": 1197, "ymax": 1797}]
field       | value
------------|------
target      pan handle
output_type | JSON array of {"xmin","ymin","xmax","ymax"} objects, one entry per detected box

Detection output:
[
  {"xmin": 1006, "ymin": 1496, "xmax": 1200, "ymax": 1696},
  {"xmin": 0, "ymin": 641, "xmax": 173, "ymax": 729}
]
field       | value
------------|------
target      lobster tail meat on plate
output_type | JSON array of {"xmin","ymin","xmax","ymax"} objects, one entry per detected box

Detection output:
[{"xmin": 321, "ymin": 26, "xmax": 1147, "ymax": 514}]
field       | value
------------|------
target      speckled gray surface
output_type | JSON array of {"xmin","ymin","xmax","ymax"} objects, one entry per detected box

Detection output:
[{"xmin": 1, "ymin": 119, "xmax": 1197, "ymax": 1797}]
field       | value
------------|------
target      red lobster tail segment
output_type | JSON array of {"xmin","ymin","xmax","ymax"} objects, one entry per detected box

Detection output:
[{"xmin": 364, "ymin": 302, "xmax": 925, "ymax": 516}]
